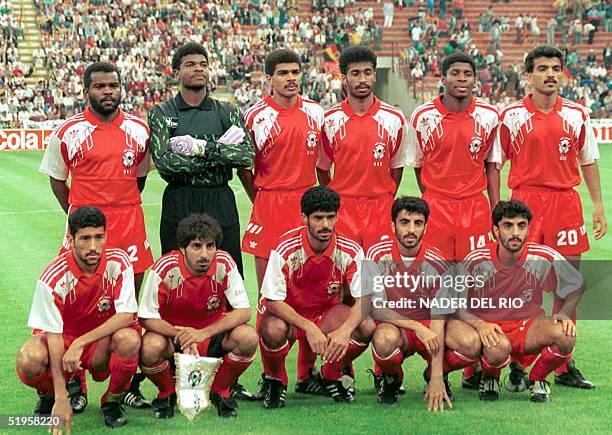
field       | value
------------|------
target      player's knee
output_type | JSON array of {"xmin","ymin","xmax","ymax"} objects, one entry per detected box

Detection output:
[
  {"xmin": 16, "ymin": 340, "xmax": 48, "ymax": 378},
  {"xmin": 372, "ymin": 325, "xmax": 401, "ymax": 357},
  {"xmin": 555, "ymin": 333, "xmax": 576, "ymax": 355},
  {"xmin": 484, "ymin": 339, "xmax": 511, "ymax": 365},
  {"xmin": 454, "ymin": 331, "xmax": 481, "ymax": 359},
  {"xmin": 232, "ymin": 324, "xmax": 259, "ymax": 355},
  {"xmin": 261, "ymin": 315, "xmax": 289, "ymax": 348},
  {"xmin": 112, "ymin": 328, "xmax": 141, "ymax": 357},
  {"xmin": 140, "ymin": 333, "xmax": 168, "ymax": 365},
  {"xmin": 355, "ymin": 317, "xmax": 376, "ymax": 342}
]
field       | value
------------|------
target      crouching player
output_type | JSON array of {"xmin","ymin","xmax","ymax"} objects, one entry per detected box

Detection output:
[
  {"xmin": 137, "ymin": 214, "xmax": 257, "ymax": 418},
  {"xmin": 367, "ymin": 197, "xmax": 481, "ymax": 410},
  {"xmin": 457, "ymin": 200, "xmax": 582, "ymax": 402},
  {"xmin": 16, "ymin": 206, "xmax": 140, "ymax": 429},
  {"xmin": 259, "ymin": 186, "xmax": 374, "ymax": 408}
]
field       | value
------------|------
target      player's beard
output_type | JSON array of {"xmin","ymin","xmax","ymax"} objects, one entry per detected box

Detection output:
[
  {"xmin": 183, "ymin": 82, "xmax": 207, "ymax": 92},
  {"xmin": 500, "ymin": 236, "xmax": 524, "ymax": 253},
  {"xmin": 311, "ymin": 227, "xmax": 333, "ymax": 243},
  {"xmin": 89, "ymin": 95, "xmax": 120, "ymax": 115},
  {"xmin": 348, "ymin": 85, "xmax": 372, "ymax": 100},
  {"xmin": 398, "ymin": 232, "xmax": 422, "ymax": 251}
]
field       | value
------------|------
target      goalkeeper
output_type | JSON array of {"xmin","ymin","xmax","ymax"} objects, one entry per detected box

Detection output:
[{"xmin": 138, "ymin": 214, "xmax": 258, "ymax": 419}]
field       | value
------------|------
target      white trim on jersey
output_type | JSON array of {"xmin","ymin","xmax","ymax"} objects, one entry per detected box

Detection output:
[{"xmin": 27, "ymin": 280, "xmax": 64, "ymax": 333}]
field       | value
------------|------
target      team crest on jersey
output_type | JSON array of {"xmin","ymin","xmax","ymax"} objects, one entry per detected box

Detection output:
[
  {"xmin": 306, "ymin": 131, "xmax": 318, "ymax": 149},
  {"xmin": 326, "ymin": 281, "xmax": 342, "ymax": 295},
  {"xmin": 207, "ymin": 295, "xmax": 221, "ymax": 311},
  {"xmin": 372, "ymin": 142, "xmax": 386, "ymax": 166},
  {"xmin": 96, "ymin": 296, "xmax": 112, "ymax": 313},
  {"xmin": 558, "ymin": 137, "xmax": 570, "ymax": 160},
  {"xmin": 122, "ymin": 148, "xmax": 136, "ymax": 169},
  {"xmin": 468, "ymin": 135, "xmax": 482, "ymax": 156},
  {"xmin": 520, "ymin": 288, "xmax": 534, "ymax": 305}
]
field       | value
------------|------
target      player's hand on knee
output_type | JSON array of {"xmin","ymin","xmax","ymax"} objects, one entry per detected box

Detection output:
[
  {"xmin": 425, "ymin": 379, "xmax": 452, "ymax": 412},
  {"xmin": 476, "ymin": 322, "xmax": 502, "ymax": 348},
  {"xmin": 323, "ymin": 327, "xmax": 351, "ymax": 362},
  {"xmin": 175, "ymin": 327, "xmax": 207, "ymax": 349},
  {"xmin": 415, "ymin": 326, "xmax": 440, "ymax": 355},
  {"xmin": 553, "ymin": 313, "xmax": 577, "ymax": 337},
  {"xmin": 62, "ymin": 343, "xmax": 84, "ymax": 373},
  {"xmin": 50, "ymin": 397, "xmax": 72, "ymax": 435},
  {"xmin": 305, "ymin": 324, "xmax": 328, "ymax": 356}
]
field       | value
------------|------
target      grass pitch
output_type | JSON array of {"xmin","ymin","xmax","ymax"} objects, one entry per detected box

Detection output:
[{"xmin": 1, "ymin": 150, "xmax": 611, "ymax": 434}]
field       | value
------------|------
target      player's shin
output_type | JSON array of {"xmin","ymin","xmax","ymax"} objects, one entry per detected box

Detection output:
[
  {"xmin": 259, "ymin": 338, "xmax": 291, "ymax": 385},
  {"xmin": 529, "ymin": 346, "xmax": 572, "ymax": 382},
  {"xmin": 211, "ymin": 352, "xmax": 256, "ymax": 397},
  {"xmin": 141, "ymin": 360, "xmax": 175, "ymax": 399},
  {"xmin": 103, "ymin": 352, "xmax": 139, "ymax": 403}
]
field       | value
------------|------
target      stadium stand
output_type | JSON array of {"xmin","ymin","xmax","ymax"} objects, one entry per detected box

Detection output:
[{"xmin": 0, "ymin": 0, "xmax": 610, "ymax": 126}]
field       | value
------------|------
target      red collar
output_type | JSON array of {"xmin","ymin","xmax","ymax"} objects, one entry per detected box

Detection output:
[
  {"xmin": 83, "ymin": 107, "xmax": 125, "ymax": 129},
  {"xmin": 341, "ymin": 96, "xmax": 381, "ymax": 118},
  {"xmin": 265, "ymin": 94, "xmax": 303, "ymax": 112},
  {"xmin": 67, "ymin": 249, "xmax": 107, "ymax": 279},
  {"xmin": 523, "ymin": 93, "xmax": 563, "ymax": 114},
  {"xmin": 491, "ymin": 242, "xmax": 529, "ymax": 270},
  {"xmin": 433, "ymin": 94, "xmax": 476, "ymax": 116}
]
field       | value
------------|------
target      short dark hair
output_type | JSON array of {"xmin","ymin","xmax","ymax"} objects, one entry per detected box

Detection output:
[
  {"xmin": 176, "ymin": 214, "xmax": 223, "ymax": 249},
  {"xmin": 301, "ymin": 186, "xmax": 340, "ymax": 216},
  {"xmin": 391, "ymin": 196, "xmax": 430, "ymax": 223},
  {"xmin": 339, "ymin": 45, "xmax": 377, "ymax": 76},
  {"xmin": 442, "ymin": 52, "xmax": 476, "ymax": 76},
  {"xmin": 265, "ymin": 49, "xmax": 301, "ymax": 75},
  {"xmin": 172, "ymin": 42, "xmax": 209, "ymax": 71},
  {"xmin": 492, "ymin": 200, "xmax": 533, "ymax": 226},
  {"xmin": 524, "ymin": 45, "xmax": 564, "ymax": 73},
  {"xmin": 68, "ymin": 206, "xmax": 106, "ymax": 236},
  {"xmin": 83, "ymin": 62, "xmax": 121, "ymax": 89}
]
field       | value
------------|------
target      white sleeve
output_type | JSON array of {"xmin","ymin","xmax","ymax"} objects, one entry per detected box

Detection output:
[
  {"xmin": 114, "ymin": 265, "xmax": 138, "ymax": 314},
  {"xmin": 136, "ymin": 147, "xmax": 151, "ymax": 177},
  {"xmin": 39, "ymin": 133, "xmax": 69, "ymax": 180},
  {"xmin": 484, "ymin": 123, "xmax": 502, "ymax": 164},
  {"xmin": 405, "ymin": 122, "xmax": 424, "ymax": 168},
  {"xmin": 551, "ymin": 254, "xmax": 584, "ymax": 299},
  {"xmin": 27, "ymin": 280, "xmax": 63, "ymax": 333},
  {"xmin": 348, "ymin": 248, "xmax": 368, "ymax": 298},
  {"xmin": 390, "ymin": 119, "xmax": 408, "ymax": 169},
  {"xmin": 224, "ymin": 267, "xmax": 251, "ymax": 309},
  {"xmin": 137, "ymin": 270, "xmax": 162, "ymax": 319},
  {"xmin": 260, "ymin": 250, "xmax": 288, "ymax": 301},
  {"xmin": 578, "ymin": 116, "xmax": 600, "ymax": 165}
]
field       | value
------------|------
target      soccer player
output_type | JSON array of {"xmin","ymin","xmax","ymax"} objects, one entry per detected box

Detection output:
[
  {"xmin": 258, "ymin": 186, "xmax": 374, "ymax": 408},
  {"xmin": 499, "ymin": 46, "xmax": 605, "ymax": 390},
  {"xmin": 457, "ymin": 201, "xmax": 582, "ymax": 403},
  {"xmin": 39, "ymin": 62, "xmax": 152, "ymax": 410},
  {"xmin": 317, "ymin": 45, "xmax": 408, "ymax": 245},
  {"xmin": 367, "ymin": 197, "xmax": 481, "ymax": 410},
  {"xmin": 137, "ymin": 214, "xmax": 257, "ymax": 418},
  {"xmin": 16, "ymin": 206, "xmax": 140, "ymax": 429},
  {"xmin": 238, "ymin": 49, "xmax": 326, "ymax": 398},
  {"xmin": 406, "ymin": 51, "xmax": 501, "ymax": 261}
]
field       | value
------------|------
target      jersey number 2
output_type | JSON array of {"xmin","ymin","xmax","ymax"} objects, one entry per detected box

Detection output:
[{"xmin": 127, "ymin": 245, "xmax": 139, "ymax": 262}]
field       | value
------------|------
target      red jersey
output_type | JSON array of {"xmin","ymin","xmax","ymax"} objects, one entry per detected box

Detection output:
[
  {"xmin": 407, "ymin": 96, "xmax": 501, "ymax": 199},
  {"xmin": 499, "ymin": 94, "xmax": 599, "ymax": 190},
  {"xmin": 138, "ymin": 250, "xmax": 250, "ymax": 329},
  {"xmin": 461, "ymin": 242, "xmax": 583, "ymax": 320},
  {"xmin": 366, "ymin": 237, "xmax": 453, "ymax": 320},
  {"xmin": 261, "ymin": 227, "xmax": 366, "ymax": 319},
  {"xmin": 318, "ymin": 97, "xmax": 407, "ymax": 198},
  {"xmin": 39, "ymin": 108, "xmax": 150, "ymax": 207},
  {"xmin": 243, "ymin": 95, "xmax": 324, "ymax": 191},
  {"xmin": 27, "ymin": 248, "xmax": 137, "ymax": 338}
]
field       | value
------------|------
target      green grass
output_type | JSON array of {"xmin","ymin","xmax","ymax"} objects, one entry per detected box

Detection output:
[{"xmin": 1, "ymin": 150, "xmax": 611, "ymax": 434}]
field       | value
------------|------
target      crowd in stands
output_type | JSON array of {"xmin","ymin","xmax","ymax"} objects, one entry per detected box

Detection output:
[{"xmin": 0, "ymin": 0, "xmax": 610, "ymax": 126}]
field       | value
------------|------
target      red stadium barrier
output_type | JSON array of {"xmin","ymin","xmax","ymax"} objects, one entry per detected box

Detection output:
[{"xmin": 0, "ymin": 129, "xmax": 53, "ymax": 151}]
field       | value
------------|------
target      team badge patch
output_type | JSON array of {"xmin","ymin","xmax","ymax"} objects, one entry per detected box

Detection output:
[
  {"xmin": 122, "ymin": 148, "xmax": 135, "ymax": 168},
  {"xmin": 326, "ymin": 281, "xmax": 342, "ymax": 294},
  {"xmin": 96, "ymin": 296, "xmax": 112, "ymax": 313},
  {"xmin": 373, "ymin": 142, "xmax": 386, "ymax": 160},
  {"xmin": 306, "ymin": 131, "xmax": 318, "ymax": 148},
  {"xmin": 207, "ymin": 295, "xmax": 221, "ymax": 311},
  {"xmin": 558, "ymin": 136, "xmax": 571, "ymax": 157},
  {"xmin": 520, "ymin": 288, "xmax": 534, "ymax": 305},
  {"xmin": 468, "ymin": 135, "xmax": 482, "ymax": 154}
]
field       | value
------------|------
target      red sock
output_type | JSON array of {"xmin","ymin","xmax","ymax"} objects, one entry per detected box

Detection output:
[
  {"xmin": 211, "ymin": 352, "xmax": 256, "ymax": 397},
  {"xmin": 372, "ymin": 347, "xmax": 404, "ymax": 382},
  {"xmin": 142, "ymin": 360, "xmax": 175, "ymax": 399},
  {"xmin": 17, "ymin": 367, "xmax": 53, "ymax": 395},
  {"xmin": 297, "ymin": 339, "xmax": 317, "ymax": 381},
  {"xmin": 321, "ymin": 340, "xmax": 368, "ymax": 381},
  {"xmin": 104, "ymin": 353, "xmax": 138, "ymax": 401},
  {"xmin": 552, "ymin": 295, "xmax": 576, "ymax": 376},
  {"xmin": 260, "ymin": 339, "xmax": 292, "ymax": 385},
  {"xmin": 373, "ymin": 361, "xmax": 383, "ymax": 377},
  {"xmin": 529, "ymin": 346, "xmax": 571, "ymax": 382},
  {"xmin": 463, "ymin": 365, "xmax": 475, "ymax": 379},
  {"xmin": 444, "ymin": 350, "xmax": 477, "ymax": 374},
  {"xmin": 481, "ymin": 354, "xmax": 510, "ymax": 378}
]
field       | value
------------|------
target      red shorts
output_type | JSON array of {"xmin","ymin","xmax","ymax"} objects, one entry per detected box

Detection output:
[
  {"xmin": 61, "ymin": 205, "xmax": 153, "ymax": 274},
  {"xmin": 400, "ymin": 320, "xmax": 431, "ymax": 360},
  {"xmin": 242, "ymin": 190, "xmax": 305, "ymax": 259},
  {"xmin": 497, "ymin": 319, "xmax": 534, "ymax": 357},
  {"xmin": 294, "ymin": 306, "xmax": 336, "ymax": 341},
  {"xmin": 512, "ymin": 188, "xmax": 589, "ymax": 256},
  {"xmin": 337, "ymin": 194, "xmax": 394, "ymax": 245},
  {"xmin": 422, "ymin": 192, "xmax": 491, "ymax": 260}
]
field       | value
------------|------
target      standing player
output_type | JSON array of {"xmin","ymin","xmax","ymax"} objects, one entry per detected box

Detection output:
[
  {"xmin": 39, "ymin": 62, "xmax": 152, "ymax": 410},
  {"xmin": 317, "ymin": 46, "xmax": 408, "ymax": 245},
  {"xmin": 138, "ymin": 214, "xmax": 258, "ymax": 418},
  {"xmin": 237, "ymin": 49, "xmax": 326, "ymax": 397},
  {"xmin": 499, "ymin": 46, "xmax": 605, "ymax": 390},
  {"xmin": 406, "ymin": 51, "xmax": 501, "ymax": 262},
  {"xmin": 367, "ymin": 196, "xmax": 481, "ymax": 410},
  {"xmin": 258, "ymin": 186, "xmax": 374, "ymax": 408},
  {"xmin": 457, "ymin": 201, "xmax": 583, "ymax": 403},
  {"xmin": 16, "ymin": 207, "xmax": 141, "ymax": 429}
]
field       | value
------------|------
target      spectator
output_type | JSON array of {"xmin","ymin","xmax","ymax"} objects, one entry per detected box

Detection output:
[
  {"xmin": 383, "ymin": 1, "xmax": 394, "ymax": 28},
  {"xmin": 584, "ymin": 21, "xmax": 596, "ymax": 44},
  {"xmin": 546, "ymin": 17, "xmax": 557, "ymax": 45},
  {"xmin": 515, "ymin": 14, "xmax": 524, "ymax": 43}
]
